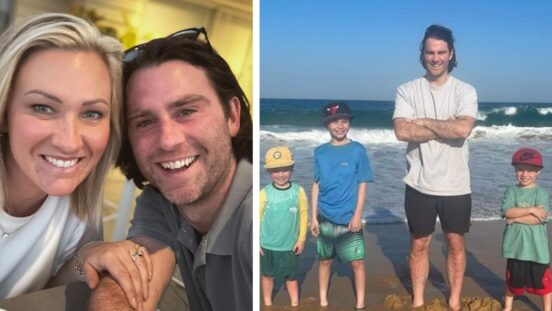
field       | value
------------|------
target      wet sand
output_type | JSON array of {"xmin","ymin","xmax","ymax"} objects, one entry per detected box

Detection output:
[{"xmin": 261, "ymin": 221, "xmax": 550, "ymax": 311}]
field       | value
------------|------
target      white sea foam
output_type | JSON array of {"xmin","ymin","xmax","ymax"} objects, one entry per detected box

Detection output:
[
  {"xmin": 503, "ymin": 107, "xmax": 518, "ymax": 115},
  {"xmin": 476, "ymin": 106, "xmax": 520, "ymax": 121},
  {"xmin": 262, "ymin": 125, "xmax": 552, "ymax": 145},
  {"xmin": 477, "ymin": 105, "xmax": 552, "ymax": 118},
  {"xmin": 537, "ymin": 107, "xmax": 552, "ymax": 115},
  {"xmin": 470, "ymin": 125, "xmax": 552, "ymax": 140},
  {"xmin": 476, "ymin": 111, "xmax": 488, "ymax": 121},
  {"xmin": 261, "ymin": 128, "xmax": 400, "ymax": 145}
]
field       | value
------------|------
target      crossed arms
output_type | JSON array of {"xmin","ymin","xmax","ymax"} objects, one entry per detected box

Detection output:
[
  {"xmin": 504, "ymin": 205, "xmax": 548, "ymax": 225},
  {"xmin": 393, "ymin": 116, "xmax": 475, "ymax": 143}
]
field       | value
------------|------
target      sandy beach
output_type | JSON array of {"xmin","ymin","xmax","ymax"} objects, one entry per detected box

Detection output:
[{"xmin": 261, "ymin": 220, "xmax": 550, "ymax": 311}]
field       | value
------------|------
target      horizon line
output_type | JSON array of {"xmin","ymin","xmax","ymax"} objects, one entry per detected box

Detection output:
[{"xmin": 260, "ymin": 97, "xmax": 552, "ymax": 105}]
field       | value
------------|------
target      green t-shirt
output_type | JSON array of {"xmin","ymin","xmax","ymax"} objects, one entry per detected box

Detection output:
[
  {"xmin": 501, "ymin": 185, "xmax": 550, "ymax": 264},
  {"xmin": 259, "ymin": 183, "xmax": 308, "ymax": 251}
]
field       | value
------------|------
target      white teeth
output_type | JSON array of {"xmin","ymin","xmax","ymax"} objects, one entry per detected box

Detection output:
[
  {"xmin": 161, "ymin": 156, "xmax": 196, "ymax": 170},
  {"xmin": 45, "ymin": 156, "xmax": 78, "ymax": 168}
]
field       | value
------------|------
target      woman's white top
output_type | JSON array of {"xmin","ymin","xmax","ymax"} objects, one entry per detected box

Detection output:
[{"xmin": 0, "ymin": 196, "xmax": 91, "ymax": 298}]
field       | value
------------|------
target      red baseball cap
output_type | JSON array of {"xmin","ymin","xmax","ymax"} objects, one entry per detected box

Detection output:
[{"xmin": 511, "ymin": 148, "xmax": 543, "ymax": 168}]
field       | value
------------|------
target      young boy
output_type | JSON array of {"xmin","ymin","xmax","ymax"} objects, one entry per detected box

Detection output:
[
  {"xmin": 311, "ymin": 102, "xmax": 373, "ymax": 309},
  {"xmin": 502, "ymin": 147, "xmax": 551, "ymax": 311},
  {"xmin": 260, "ymin": 146, "xmax": 308, "ymax": 307}
]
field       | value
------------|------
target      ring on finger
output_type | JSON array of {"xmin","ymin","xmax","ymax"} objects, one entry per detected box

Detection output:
[{"xmin": 131, "ymin": 249, "xmax": 144, "ymax": 261}]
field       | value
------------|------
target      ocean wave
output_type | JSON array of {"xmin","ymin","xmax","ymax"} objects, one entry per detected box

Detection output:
[
  {"xmin": 475, "ymin": 106, "xmax": 552, "ymax": 126},
  {"xmin": 262, "ymin": 102, "xmax": 552, "ymax": 127},
  {"xmin": 361, "ymin": 216, "xmax": 504, "ymax": 224},
  {"xmin": 261, "ymin": 128, "xmax": 400, "ymax": 145},
  {"xmin": 477, "ymin": 107, "xmax": 517, "ymax": 120},
  {"xmin": 363, "ymin": 217, "xmax": 406, "ymax": 225},
  {"xmin": 261, "ymin": 125, "xmax": 552, "ymax": 145},
  {"xmin": 470, "ymin": 125, "xmax": 552, "ymax": 140},
  {"xmin": 476, "ymin": 111, "xmax": 488, "ymax": 121},
  {"xmin": 503, "ymin": 107, "xmax": 518, "ymax": 115},
  {"xmin": 538, "ymin": 108, "xmax": 552, "ymax": 115},
  {"xmin": 470, "ymin": 217, "xmax": 503, "ymax": 222}
]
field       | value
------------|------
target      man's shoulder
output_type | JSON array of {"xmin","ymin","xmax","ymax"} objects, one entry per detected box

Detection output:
[
  {"xmin": 397, "ymin": 77, "xmax": 426, "ymax": 90},
  {"xmin": 227, "ymin": 160, "xmax": 253, "ymax": 221},
  {"xmin": 449, "ymin": 76, "xmax": 477, "ymax": 94},
  {"xmin": 223, "ymin": 186, "xmax": 251, "ymax": 241},
  {"xmin": 230, "ymin": 189, "xmax": 251, "ymax": 224},
  {"xmin": 236, "ymin": 159, "xmax": 252, "ymax": 178},
  {"xmin": 210, "ymin": 173, "xmax": 252, "ymax": 251},
  {"xmin": 229, "ymin": 160, "xmax": 252, "ymax": 203}
]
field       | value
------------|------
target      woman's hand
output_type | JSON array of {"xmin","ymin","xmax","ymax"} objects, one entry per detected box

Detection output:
[{"xmin": 77, "ymin": 240, "xmax": 153, "ymax": 310}]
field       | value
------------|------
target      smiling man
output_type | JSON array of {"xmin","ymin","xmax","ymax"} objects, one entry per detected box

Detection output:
[
  {"xmin": 392, "ymin": 25, "xmax": 478, "ymax": 310},
  {"xmin": 88, "ymin": 33, "xmax": 252, "ymax": 311}
]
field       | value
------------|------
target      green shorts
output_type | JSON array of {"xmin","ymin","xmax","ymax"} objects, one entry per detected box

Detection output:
[
  {"xmin": 317, "ymin": 218, "xmax": 365, "ymax": 262},
  {"xmin": 260, "ymin": 248, "xmax": 298, "ymax": 281}
]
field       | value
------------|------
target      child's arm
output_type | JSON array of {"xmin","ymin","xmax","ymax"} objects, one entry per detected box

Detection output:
[
  {"xmin": 504, "ymin": 205, "xmax": 547, "ymax": 224},
  {"xmin": 259, "ymin": 189, "xmax": 267, "ymax": 221},
  {"xmin": 294, "ymin": 187, "xmax": 309, "ymax": 254},
  {"xmin": 259, "ymin": 189, "xmax": 267, "ymax": 256},
  {"xmin": 348, "ymin": 182, "xmax": 367, "ymax": 232},
  {"xmin": 310, "ymin": 182, "xmax": 320, "ymax": 236},
  {"xmin": 507, "ymin": 215, "xmax": 542, "ymax": 225}
]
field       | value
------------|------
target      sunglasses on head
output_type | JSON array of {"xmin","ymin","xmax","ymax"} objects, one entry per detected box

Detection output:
[{"xmin": 123, "ymin": 26, "xmax": 212, "ymax": 63}]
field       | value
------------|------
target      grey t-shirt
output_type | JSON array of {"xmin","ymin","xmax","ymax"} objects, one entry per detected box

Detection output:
[
  {"xmin": 393, "ymin": 76, "xmax": 478, "ymax": 195},
  {"xmin": 128, "ymin": 160, "xmax": 252, "ymax": 311}
]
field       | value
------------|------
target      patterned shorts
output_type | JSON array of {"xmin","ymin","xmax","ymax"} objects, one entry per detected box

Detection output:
[{"xmin": 317, "ymin": 217, "xmax": 365, "ymax": 262}]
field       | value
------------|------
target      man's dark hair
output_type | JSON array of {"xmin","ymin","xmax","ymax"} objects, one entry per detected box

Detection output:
[
  {"xmin": 117, "ymin": 38, "xmax": 252, "ymax": 189},
  {"xmin": 419, "ymin": 24, "xmax": 457, "ymax": 73}
]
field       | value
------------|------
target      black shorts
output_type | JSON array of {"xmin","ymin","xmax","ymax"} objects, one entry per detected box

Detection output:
[
  {"xmin": 404, "ymin": 185, "xmax": 471, "ymax": 237},
  {"xmin": 506, "ymin": 259, "xmax": 552, "ymax": 296}
]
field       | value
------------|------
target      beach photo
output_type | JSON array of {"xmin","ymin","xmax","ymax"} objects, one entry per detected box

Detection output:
[{"xmin": 260, "ymin": 1, "xmax": 552, "ymax": 310}]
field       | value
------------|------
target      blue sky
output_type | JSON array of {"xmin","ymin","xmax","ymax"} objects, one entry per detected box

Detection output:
[{"xmin": 261, "ymin": 1, "xmax": 552, "ymax": 103}]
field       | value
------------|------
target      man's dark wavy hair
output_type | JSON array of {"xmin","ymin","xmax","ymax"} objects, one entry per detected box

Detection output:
[
  {"xmin": 419, "ymin": 24, "xmax": 457, "ymax": 73},
  {"xmin": 117, "ymin": 38, "xmax": 252, "ymax": 189}
]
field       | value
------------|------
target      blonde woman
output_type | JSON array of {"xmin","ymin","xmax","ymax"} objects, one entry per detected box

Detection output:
[{"xmin": 0, "ymin": 13, "xmax": 150, "ymax": 307}]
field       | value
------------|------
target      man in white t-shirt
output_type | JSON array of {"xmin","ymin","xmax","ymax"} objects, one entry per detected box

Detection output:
[{"xmin": 392, "ymin": 24, "xmax": 478, "ymax": 310}]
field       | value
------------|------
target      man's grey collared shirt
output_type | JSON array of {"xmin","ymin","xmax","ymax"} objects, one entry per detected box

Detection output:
[{"xmin": 128, "ymin": 160, "xmax": 252, "ymax": 311}]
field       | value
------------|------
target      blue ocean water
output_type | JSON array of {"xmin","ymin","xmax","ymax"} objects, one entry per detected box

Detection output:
[{"xmin": 260, "ymin": 98, "xmax": 552, "ymax": 224}]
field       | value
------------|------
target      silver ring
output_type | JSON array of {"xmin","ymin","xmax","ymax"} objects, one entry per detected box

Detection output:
[{"xmin": 131, "ymin": 250, "xmax": 144, "ymax": 261}]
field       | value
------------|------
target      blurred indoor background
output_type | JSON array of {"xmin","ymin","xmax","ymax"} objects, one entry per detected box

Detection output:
[
  {"xmin": 0, "ymin": 1, "xmax": 251, "ymax": 308},
  {"xmin": 0, "ymin": 0, "xmax": 252, "ymax": 241}
]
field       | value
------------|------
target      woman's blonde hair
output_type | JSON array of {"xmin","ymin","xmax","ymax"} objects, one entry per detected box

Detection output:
[{"xmin": 0, "ymin": 13, "xmax": 123, "ymax": 225}]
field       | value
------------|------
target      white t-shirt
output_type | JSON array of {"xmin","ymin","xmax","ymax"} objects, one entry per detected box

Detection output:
[
  {"xmin": 393, "ymin": 76, "xmax": 478, "ymax": 195},
  {"xmin": 0, "ymin": 196, "xmax": 93, "ymax": 298}
]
